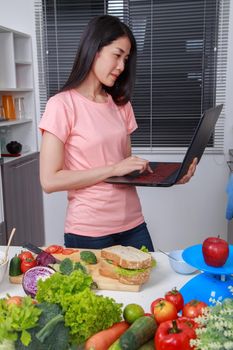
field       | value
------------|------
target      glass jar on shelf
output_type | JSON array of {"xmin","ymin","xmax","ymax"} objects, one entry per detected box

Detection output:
[
  {"xmin": 14, "ymin": 97, "xmax": 26, "ymax": 120},
  {"xmin": 0, "ymin": 105, "xmax": 5, "ymax": 121},
  {"xmin": 2, "ymin": 95, "xmax": 16, "ymax": 120}
]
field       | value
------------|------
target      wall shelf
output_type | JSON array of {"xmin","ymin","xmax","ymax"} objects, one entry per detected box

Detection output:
[
  {"xmin": 0, "ymin": 25, "xmax": 37, "ymax": 154},
  {"xmin": 0, "ymin": 118, "xmax": 32, "ymax": 127},
  {"xmin": 0, "ymin": 88, "xmax": 33, "ymax": 92}
]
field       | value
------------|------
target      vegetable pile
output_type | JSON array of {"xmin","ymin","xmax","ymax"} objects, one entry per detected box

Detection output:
[
  {"xmin": 0, "ymin": 296, "xmax": 41, "ymax": 347},
  {"xmin": 4, "ymin": 245, "xmax": 233, "ymax": 349},
  {"xmin": 2, "ymin": 274, "xmax": 233, "ymax": 349},
  {"xmin": 9, "ymin": 251, "xmax": 37, "ymax": 277},
  {"xmin": 36, "ymin": 269, "xmax": 121, "ymax": 344},
  {"xmin": 9, "ymin": 246, "xmax": 80, "ymax": 278},
  {"xmin": 1, "ymin": 261, "xmax": 122, "ymax": 349}
]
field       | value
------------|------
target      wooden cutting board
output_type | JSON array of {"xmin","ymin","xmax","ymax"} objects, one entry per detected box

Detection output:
[
  {"xmin": 54, "ymin": 249, "xmax": 142, "ymax": 292},
  {"xmin": 10, "ymin": 248, "xmax": 142, "ymax": 292}
]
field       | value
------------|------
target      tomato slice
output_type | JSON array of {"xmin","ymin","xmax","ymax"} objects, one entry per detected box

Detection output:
[
  {"xmin": 45, "ymin": 245, "xmax": 64, "ymax": 254},
  {"xmin": 61, "ymin": 248, "xmax": 79, "ymax": 255}
]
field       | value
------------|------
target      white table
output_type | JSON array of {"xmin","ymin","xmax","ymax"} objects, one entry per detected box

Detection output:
[{"xmin": 0, "ymin": 246, "xmax": 194, "ymax": 313}]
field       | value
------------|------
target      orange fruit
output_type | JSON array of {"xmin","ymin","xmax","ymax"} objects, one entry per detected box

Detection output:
[{"xmin": 123, "ymin": 303, "xmax": 145, "ymax": 324}]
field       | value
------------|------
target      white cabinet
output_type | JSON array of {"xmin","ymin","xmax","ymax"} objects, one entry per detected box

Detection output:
[
  {"xmin": 0, "ymin": 25, "xmax": 44, "ymax": 245},
  {"xmin": 0, "ymin": 25, "xmax": 38, "ymax": 155}
]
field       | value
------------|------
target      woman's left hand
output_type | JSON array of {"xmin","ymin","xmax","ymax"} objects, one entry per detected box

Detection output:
[{"xmin": 177, "ymin": 157, "xmax": 198, "ymax": 184}]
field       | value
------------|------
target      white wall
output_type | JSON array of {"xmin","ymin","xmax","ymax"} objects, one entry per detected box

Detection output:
[{"xmin": 0, "ymin": 0, "xmax": 232, "ymax": 249}]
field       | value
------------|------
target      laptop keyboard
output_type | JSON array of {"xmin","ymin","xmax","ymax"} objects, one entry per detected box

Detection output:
[{"xmin": 127, "ymin": 162, "xmax": 181, "ymax": 183}]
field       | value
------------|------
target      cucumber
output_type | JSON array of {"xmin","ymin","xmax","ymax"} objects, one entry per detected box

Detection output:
[
  {"xmin": 9, "ymin": 255, "xmax": 21, "ymax": 276},
  {"xmin": 138, "ymin": 339, "xmax": 155, "ymax": 349},
  {"xmin": 109, "ymin": 316, "xmax": 157, "ymax": 350}
]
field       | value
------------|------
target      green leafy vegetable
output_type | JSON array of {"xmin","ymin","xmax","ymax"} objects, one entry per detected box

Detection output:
[
  {"xmin": 36, "ymin": 313, "xmax": 64, "ymax": 343},
  {"xmin": 191, "ymin": 298, "xmax": 233, "ymax": 350},
  {"xmin": 80, "ymin": 251, "xmax": 97, "ymax": 264},
  {"xmin": 36, "ymin": 269, "xmax": 122, "ymax": 345},
  {"xmin": 73, "ymin": 261, "xmax": 87, "ymax": 274},
  {"xmin": 59, "ymin": 258, "xmax": 87, "ymax": 275},
  {"xmin": 115, "ymin": 265, "xmax": 150, "ymax": 277},
  {"xmin": 140, "ymin": 246, "xmax": 156, "ymax": 268},
  {"xmin": 36, "ymin": 270, "xmax": 93, "ymax": 306},
  {"xmin": 64, "ymin": 289, "xmax": 122, "ymax": 344},
  {"xmin": 0, "ymin": 297, "xmax": 41, "ymax": 346},
  {"xmin": 15, "ymin": 302, "xmax": 70, "ymax": 350},
  {"xmin": 1, "ymin": 269, "xmax": 121, "ymax": 348},
  {"xmin": 59, "ymin": 258, "xmax": 74, "ymax": 275},
  {"xmin": 140, "ymin": 245, "xmax": 149, "ymax": 252}
]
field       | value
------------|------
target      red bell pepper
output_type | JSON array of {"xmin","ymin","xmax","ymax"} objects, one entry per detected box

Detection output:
[{"xmin": 155, "ymin": 317, "xmax": 197, "ymax": 350}]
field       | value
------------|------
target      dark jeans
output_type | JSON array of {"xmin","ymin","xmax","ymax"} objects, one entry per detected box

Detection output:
[{"xmin": 64, "ymin": 222, "xmax": 154, "ymax": 251}]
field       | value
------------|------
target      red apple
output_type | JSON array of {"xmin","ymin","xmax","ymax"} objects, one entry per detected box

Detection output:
[{"xmin": 202, "ymin": 236, "xmax": 229, "ymax": 267}]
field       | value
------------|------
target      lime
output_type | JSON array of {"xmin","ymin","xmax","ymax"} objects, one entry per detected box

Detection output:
[{"xmin": 123, "ymin": 303, "xmax": 145, "ymax": 324}]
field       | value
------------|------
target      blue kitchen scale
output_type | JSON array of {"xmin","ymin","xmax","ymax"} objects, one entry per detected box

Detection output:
[{"xmin": 179, "ymin": 244, "xmax": 233, "ymax": 305}]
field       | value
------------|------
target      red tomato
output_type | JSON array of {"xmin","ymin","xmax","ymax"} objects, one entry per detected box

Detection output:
[
  {"xmin": 61, "ymin": 248, "xmax": 78, "ymax": 255},
  {"xmin": 165, "ymin": 287, "xmax": 184, "ymax": 312},
  {"xmin": 155, "ymin": 317, "xmax": 197, "ymax": 350},
  {"xmin": 45, "ymin": 245, "xmax": 64, "ymax": 254},
  {"xmin": 20, "ymin": 258, "xmax": 37, "ymax": 273},
  {"xmin": 6, "ymin": 296, "xmax": 23, "ymax": 306},
  {"xmin": 182, "ymin": 299, "xmax": 208, "ymax": 319},
  {"xmin": 18, "ymin": 250, "xmax": 34, "ymax": 261},
  {"xmin": 153, "ymin": 299, "xmax": 178, "ymax": 324},
  {"xmin": 150, "ymin": 298, "xmax": 165, "ymax": 313}
]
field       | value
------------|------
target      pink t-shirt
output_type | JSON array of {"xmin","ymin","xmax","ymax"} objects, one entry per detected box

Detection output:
[{"xmin": 39, "ymin": 89, "xmax": 144, "ymax": 236}]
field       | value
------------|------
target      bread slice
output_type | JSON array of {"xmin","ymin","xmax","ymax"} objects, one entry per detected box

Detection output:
[
  {"xmin": 99, "ymin": 259, "xmax": 151, "ymax": 285},
  {"xmin": 101, "ymin": 245, "xmax": 152, "ymax": 269}
]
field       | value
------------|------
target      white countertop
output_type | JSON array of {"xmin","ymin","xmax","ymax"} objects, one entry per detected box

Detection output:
[{"xmin": 0, "ymin": 246, "xmax": 195, "ymax": 313}]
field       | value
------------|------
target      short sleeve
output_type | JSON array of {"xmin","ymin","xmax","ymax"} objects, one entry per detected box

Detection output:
[
  {"xmin": 39, "ymin": 95, "xmax": 74, "ymax": 144},
  {"xmin": 123, "ymin": 101, "xmax": 138, "ymax": 135}
]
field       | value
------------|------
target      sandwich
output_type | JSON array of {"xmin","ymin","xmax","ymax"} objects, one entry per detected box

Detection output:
[{"xmin": 99, "ymin": 245, "xmax": 153, "ymax": 285}]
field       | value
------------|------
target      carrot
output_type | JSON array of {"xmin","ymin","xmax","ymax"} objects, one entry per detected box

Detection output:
[{"xmin": 85, "ymin": 321, "xmax": 130, "ymax": 350}]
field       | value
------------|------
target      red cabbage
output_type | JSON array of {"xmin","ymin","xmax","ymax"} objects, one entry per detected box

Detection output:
[
  {"xmin": 36, "ymin": 251, "xmax": 57, "ymax": 266},
  {"xmin": 22, "ymin": 266, "xmax": 55, "ymax": 298}
]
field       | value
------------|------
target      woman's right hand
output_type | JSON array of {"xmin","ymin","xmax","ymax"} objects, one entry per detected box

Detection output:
[{"xmin": 112, "ymin": 156, "xmax": 152, "ymax": 177}]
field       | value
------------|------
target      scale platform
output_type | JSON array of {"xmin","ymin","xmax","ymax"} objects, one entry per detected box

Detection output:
[{"xmin": 180, "ymin": 244, "xmax": 233, "ymax": 305}]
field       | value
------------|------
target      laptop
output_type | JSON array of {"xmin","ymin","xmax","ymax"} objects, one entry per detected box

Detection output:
[{"xmin": 105, "ymin": 104, "xmax": 223, "ymax": 187}]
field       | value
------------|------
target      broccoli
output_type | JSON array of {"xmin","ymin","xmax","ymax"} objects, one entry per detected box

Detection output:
[
  {"xmin": 80, "ymin": 251, "xmax": 97, "ymax": 264},
  {"xmin": 59, "ymin": 258, "xmax": 74, "ymax": 275},
  {"xmin": 59, "ymin": 258, "xmax": 87, "ymax": 275},
  {"xmin": 73, "ymin": 261, "xmax": 87, "ymax": 274}
]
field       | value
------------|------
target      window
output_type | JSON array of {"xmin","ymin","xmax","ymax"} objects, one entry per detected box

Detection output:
[{"xmin": 35, "ymin": 0, "xmax": 229, "ymax": 153}]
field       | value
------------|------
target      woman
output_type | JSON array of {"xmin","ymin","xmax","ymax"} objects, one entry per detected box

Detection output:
[{"xmin": 39, "ymin": 15, "xmax": 196, "ymax": 251}]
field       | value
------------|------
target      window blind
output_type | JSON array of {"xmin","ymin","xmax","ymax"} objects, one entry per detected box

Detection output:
[{"xmin": 35, "ymin": 0, "xmax": 230, "ymax": 153}]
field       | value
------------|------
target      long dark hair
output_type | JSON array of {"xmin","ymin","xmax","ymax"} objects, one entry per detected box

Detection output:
[{"xmin": 60, "ymin": 15, "xmax": 137, "ymax": 105}]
